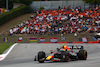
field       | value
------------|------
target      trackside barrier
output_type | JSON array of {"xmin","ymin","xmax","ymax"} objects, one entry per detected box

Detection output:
[
  {"xmin": 57, "ymin": 42, "xmax": 69, "ymax": 43},
  {"xmin": 72, "ymin": 42, "xmax": 84, "ymax": 44},
  {"xmin": 41, "ymin": 42, "xmax": 53, "ymax": 43},
  {"xmin": 87, "ymin": 41, "xmax": 100, "ymax": 44},
  {"xmin": 41, "ymin": 41, "xmax": 100, "ymax": 44}
]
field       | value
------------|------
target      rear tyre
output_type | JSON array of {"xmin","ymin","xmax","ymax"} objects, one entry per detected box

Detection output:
[
  {"xmin": 38, "ymin": 51, "xmax": 45, "ymax": 63},
  {"xmin": 78, "ymin": 50, "xmax": 87, "ymax": 60}
]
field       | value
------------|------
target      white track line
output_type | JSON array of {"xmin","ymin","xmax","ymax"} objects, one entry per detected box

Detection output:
[{"xmin": 0, "ymin": 43, "xmax": 18, "ymax": 61}]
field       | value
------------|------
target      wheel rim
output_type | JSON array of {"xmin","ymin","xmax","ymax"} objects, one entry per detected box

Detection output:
[{"xmin": 84, "ymin": 51, "xmax": 87, "ymax": 60}]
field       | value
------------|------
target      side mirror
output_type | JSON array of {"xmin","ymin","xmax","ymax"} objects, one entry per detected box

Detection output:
[
  {"xmin": 65, "ymin": 49, "xmax": 67, "ymax": 51},
  {"xmin": 81, "ymin": 46, "xmax": 84, "ymax": 49}
]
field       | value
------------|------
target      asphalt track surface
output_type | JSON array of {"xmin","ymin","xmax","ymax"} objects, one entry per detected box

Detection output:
[{"xmin": 0, "ymin": 43, "xmax": 100, "ymax": 67}]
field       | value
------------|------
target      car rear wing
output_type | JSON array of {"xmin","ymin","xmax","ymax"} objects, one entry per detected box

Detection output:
[{"xmin": 67, "ymin": 45, "xmax": 84, "ymax": 49}]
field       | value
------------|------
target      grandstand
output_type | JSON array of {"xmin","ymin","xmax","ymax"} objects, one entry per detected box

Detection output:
[
  {"xmin": 9, "ymin": 6, "xmax": 100, "ymax": 35},
  {"xmin": 0, "ymin": 0, "xmax": 100, "ymax": 43}
]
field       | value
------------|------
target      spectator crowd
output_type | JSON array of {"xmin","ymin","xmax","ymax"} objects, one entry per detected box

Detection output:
[{"xmin": 9, "ymin": 5, "xmax": 100, "ymax": 35}]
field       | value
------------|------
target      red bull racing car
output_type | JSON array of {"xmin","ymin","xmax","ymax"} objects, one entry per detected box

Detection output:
[{"xmin": 34, "ymin": 45, "xmax": 87, "ymax": 63}]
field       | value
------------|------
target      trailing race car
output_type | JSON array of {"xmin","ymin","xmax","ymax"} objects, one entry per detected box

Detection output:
[{"xmin": 34, "ymin": 45, "xmax": 87, "ymax": 63}]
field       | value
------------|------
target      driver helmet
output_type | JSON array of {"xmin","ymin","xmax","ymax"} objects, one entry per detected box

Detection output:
[{"xmin": 62, "ymin": 44, "xmax": 65, "ymax": 48}]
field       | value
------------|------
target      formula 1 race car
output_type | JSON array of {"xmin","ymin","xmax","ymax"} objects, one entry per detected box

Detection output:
[{"xmin": 34, "ymin": 45, "xmax": 87, "ymax": 63}]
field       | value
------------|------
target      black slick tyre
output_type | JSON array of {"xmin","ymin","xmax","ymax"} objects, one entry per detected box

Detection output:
[
  {"xmin": 38, "ymin": 51, "xmax": 45, "ymax": 63},
  {"xmin": 78, "ymin": 50, "xmax": 87, "ymax": 60}
]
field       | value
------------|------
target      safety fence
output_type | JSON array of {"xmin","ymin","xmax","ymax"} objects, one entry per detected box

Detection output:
[
  {"xmin": 30, "ymin": 0, "xmax": 90, "ymax": 11},
  {"xmin": 0, "ymin": 33, "xmax": 98, "ymax": 43}
]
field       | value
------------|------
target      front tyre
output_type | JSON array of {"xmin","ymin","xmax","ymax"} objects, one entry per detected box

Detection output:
[{"xmin": 38, "ymin": 51, "xmax": 45, "ymax": 63}]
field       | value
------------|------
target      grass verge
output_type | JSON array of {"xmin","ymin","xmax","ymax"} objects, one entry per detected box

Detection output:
[{"xmin": 0, "ymin": 43, "xmax": 14, "ymax": 54}]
